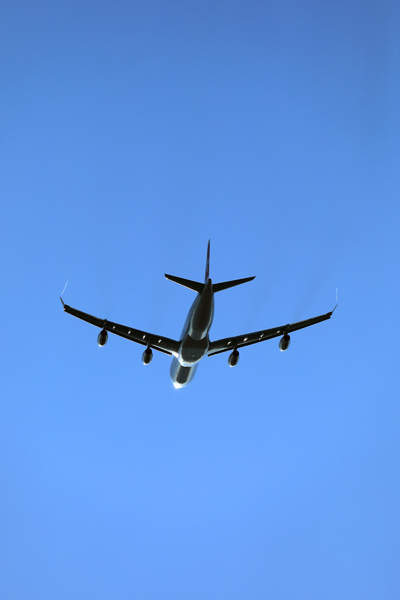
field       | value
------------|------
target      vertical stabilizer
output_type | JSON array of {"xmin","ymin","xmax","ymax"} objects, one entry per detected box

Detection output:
[{"xmin": 205, "ymin": 240, "xmax": 210, "ymax": 282}]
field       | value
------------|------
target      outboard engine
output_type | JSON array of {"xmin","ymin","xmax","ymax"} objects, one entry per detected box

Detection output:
[
  {"xmin": 142, "ymin": 347, "xmax": 153, "ymax": 365},
  {"xmin": 228, "ymin": 349, "xmax": 239, "ymax": 367},
  {"xmin": 279, "ymin": 334, "xmax": 290, "ymax": 351},
  {"xmin": 97, "ymin": 329, "xmax": 108, "ymax": 347}
]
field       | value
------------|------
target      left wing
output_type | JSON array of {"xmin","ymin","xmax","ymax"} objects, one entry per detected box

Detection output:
[
  {"xmin": 208, "ymin": 308, "xmax": 336, "ymax": 356},
  {"xmin": 61, "ymin": 299, "xmax": 180, "ymax": 356}
]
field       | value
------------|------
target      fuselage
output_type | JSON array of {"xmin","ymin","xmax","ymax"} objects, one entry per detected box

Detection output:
[
  {"xmin": 170, "ymin": 278, "xmax": 214, "ymax": 388},
  {"xmin": 62, "ymin": 240, "xmax": 334, "ymax": 388}
]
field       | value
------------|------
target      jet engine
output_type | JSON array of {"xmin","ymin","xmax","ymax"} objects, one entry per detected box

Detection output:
[
  {"xmin": 228, "ymin": 349, "xmax": 239, "ymax": 367},
  {"xmin": 142, "ymin": 347, "xmax": 153, "ymax": 365},
  {"xmin": 279, "ymin": 334, "xmax": 290, "ymax": 351},
  {"xmin": 97, "ymin": 329, "xmax": 108, "ymax": 347}
]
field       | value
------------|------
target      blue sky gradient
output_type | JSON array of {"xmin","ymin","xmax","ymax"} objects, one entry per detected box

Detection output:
[{"xmin": 1, "ymin": 1, "xmax": 400, "ymax": 598}]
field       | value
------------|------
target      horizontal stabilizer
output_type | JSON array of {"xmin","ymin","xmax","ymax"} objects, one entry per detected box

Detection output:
[
  {"xmin": 213, "ymin": 276, "xmax": 255, "ymax": 293},
  {"xmin": 165, "ymin": 274, "xmax": 205, "ymax": 293}
]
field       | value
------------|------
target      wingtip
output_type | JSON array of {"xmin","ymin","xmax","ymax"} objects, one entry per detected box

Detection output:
[
  {"xmin": 329, "ymin": 304, "xmax": 338, "ymax": 317},
  {"xmin": 60, "ymin": 296, "xmax": 65, "ymax": 308}
]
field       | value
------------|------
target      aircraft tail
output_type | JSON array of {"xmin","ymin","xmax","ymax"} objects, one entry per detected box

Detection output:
[
  {"xmin": 164, "ymin": 274, "xmax": 204, "ymax": 293},
  {"xmin": 165, "ymin": 240, "xmax": 255, "ymax": 293},
  {"xmin": 164, "ymin": 241, "xmax": 210, "ymax": 293},
  {"xmin": 213, "ymin": 276, "xmax": 255, "ymax": 292},
  {"xmin": 205, "ymin": 239, "xmax": 210, "ymax": 282}
]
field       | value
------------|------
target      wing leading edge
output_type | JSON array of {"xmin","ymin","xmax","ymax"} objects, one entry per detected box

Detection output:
[
  {"xmin": 207, "ymin": 308, "xmax": 336, "ymax": 356},
  {"xmin": 61, "ymin": 299, "xmax": 180, "ymax": 356}
]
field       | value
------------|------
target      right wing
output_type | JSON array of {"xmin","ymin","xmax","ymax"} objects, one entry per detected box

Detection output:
[
  {"xmin": 61, "ymin": 299, "xmax": 180, "ymax": 356},
  {"xmin": 208, "ymin": 308, "xmax": 336, "ymax": 356}
]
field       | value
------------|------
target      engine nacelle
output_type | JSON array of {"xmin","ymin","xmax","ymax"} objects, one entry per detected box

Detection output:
[
  {"xmin": 97, "ymin": 329, "xmax": 108, "ymax": 347},
  {"xmin": 279, "ymin": 334, "xmax": 290, "ymax": 351},
  {"xmin": 142, "ymin": 347, "xmax": 153, "ymax": 365},
  {"xmin": 228, "ymin": 349, "xmax": 239, "ymax": 367}
]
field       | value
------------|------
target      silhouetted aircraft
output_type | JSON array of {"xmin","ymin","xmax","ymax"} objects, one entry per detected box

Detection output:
[{"xmin": 61, "ymin": 241, "xmax": 335, "ymax": 387}]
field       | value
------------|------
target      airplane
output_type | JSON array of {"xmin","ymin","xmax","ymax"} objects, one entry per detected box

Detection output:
[{"xmin": 61, "ymin": 241, "xmax": 335, "ymax": 388}]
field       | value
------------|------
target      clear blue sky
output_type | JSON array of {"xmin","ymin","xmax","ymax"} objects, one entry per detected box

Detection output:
[{"xmin": 1, "ymin": 0, "xmax": 399, "ymax": 598}]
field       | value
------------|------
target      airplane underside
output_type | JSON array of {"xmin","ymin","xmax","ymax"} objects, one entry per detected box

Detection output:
[
  {"xmin": 170, "ymin": 357, "xmax": 198, "ymax": 388},
  {"xmin": 61, "ymin": 240, "xmax": 335, "ymax": 388}
]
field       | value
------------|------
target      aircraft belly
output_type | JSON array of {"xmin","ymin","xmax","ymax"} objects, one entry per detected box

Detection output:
[
  {"xmin": 179, "ymin": 334, "xmax": 209, "ymax": 366},
  {"xmin": 188, "ymin": 280, "xmax": 214, "ymax": 341},
  {"xmin": 170, "ymin": 357, "xmax": 198, "ymax": 388}
]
